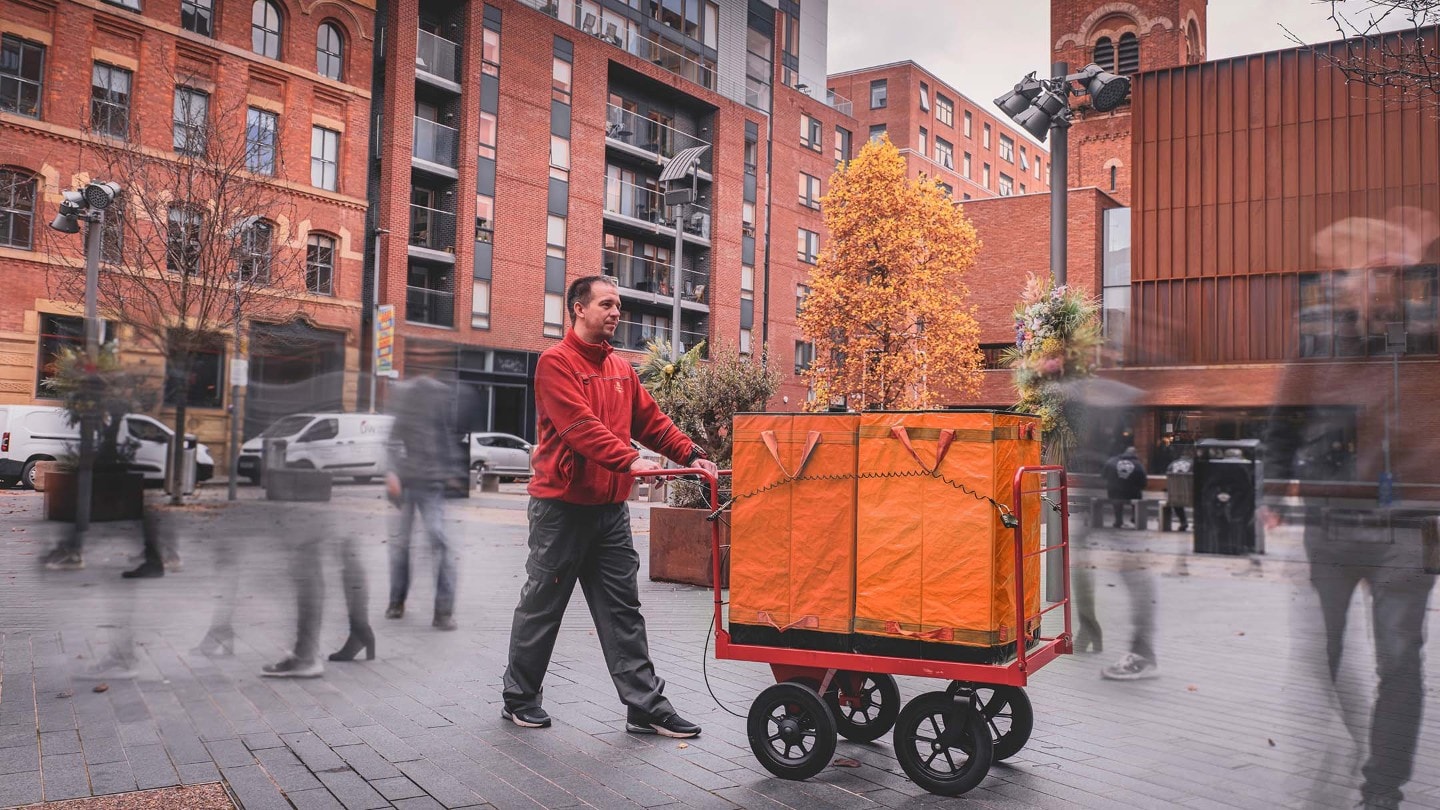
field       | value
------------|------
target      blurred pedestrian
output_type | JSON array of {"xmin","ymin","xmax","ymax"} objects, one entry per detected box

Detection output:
[
  {"xmin": 1096, "ymin": 445, "xmax": 1160, "ymax": 680},
  {"xmin": 501, "ymin": 275, "xmax": 715, "ymax": 737},
  {"xmin": 386, "ymin": 369, "xmax": 465, "ymax": 630},
  {"xmin": 1100, "ymin": 446, "xmax": 1147, "ymax": 528},
  {"xmin": 1162, "ymin": 448, "xmax": 1193, "ymax": 532}
]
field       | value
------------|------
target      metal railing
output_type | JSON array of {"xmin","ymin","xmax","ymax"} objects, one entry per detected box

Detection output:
[
  {"xmin": 605, "ymin": 104, "xmax": 711, "ymax": 162},
  {"xmin": 609, "ymin": 320, "xmax": 707, "ymax": 354},
  {"xmin": 405, "ymin": 285, "xmax": 454, "ymax": 327},
  {"xmin": 603, "ymin": 177, "xmax": 711, "ymax": 239},
  {"xmin": 602, "ymin": 249, "xmax": 709, "ymax": 303},
  {"xmin": 409, "ymin": 204, "xmax": 456, "ymax": 253},
  {"xmin": 825, "ymin": 89, "xmax": 853, "ymax": 117},
  {"xmin": 412, "ymin": 117, "xmax": 459, "ymax": 167},
  {"xmin": 416, "ymin": 30, "xmax": 461, "ymax": 84}
]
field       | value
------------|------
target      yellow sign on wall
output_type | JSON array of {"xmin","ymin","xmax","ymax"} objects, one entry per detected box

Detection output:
[{"xmin": 375, "ymin": 305, "xmax": 395, "ymax": 376}]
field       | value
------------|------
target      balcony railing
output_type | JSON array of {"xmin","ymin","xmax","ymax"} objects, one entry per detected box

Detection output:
[
  {"xmin": 416, "ymin": 30, "xmax": 461, "ymax": 84},
  {"xmin": 605, "ymin": 105, "xmax": 711, "ymax": 163},
  {"xmin": 609, "ymin": 319, "xmax": 707, "ymax": 354},
  {"xmin": 405, "ymin": 285, "xmax": 454, "ymax": 327},
  {"xmin": 602, "ymin": 249, "xmax": 709, "ymax": 303},
  {"xmin": 603, "ymin": 177, "xmax": 711, "ymax": 239},
  {"xmin": 412, "ymin": 117, "xmax": 459, "ymax": 168},
  {"xmin": 825, "ymin": 89, "xmax": 853, "ymax": 117},
  {"xmin": 409, "ymin": 204, "xmax": 456, "ymax": 253}
]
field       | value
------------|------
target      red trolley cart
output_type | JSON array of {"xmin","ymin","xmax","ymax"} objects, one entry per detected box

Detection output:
[{"xmin": 639, "ymin": 464, "xmax": 1072, "ymax": 797}]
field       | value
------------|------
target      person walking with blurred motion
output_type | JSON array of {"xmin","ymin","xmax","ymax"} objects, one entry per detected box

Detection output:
[
  {"xmin": 501, "ymin": 275, "xmax": 716, "ymax": 737},
  {"xmin": 1096, "ymin": 445, "xmax": 1161, "ymax": 681},
  {"xmin": 385, "ymin": 368, "xmax": 466, "ymax": 630}
]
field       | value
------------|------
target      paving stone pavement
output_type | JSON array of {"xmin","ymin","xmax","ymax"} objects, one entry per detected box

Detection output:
[{"xmin": 1, "ymin": 484, "xmax": 1438, "ymax": 809}]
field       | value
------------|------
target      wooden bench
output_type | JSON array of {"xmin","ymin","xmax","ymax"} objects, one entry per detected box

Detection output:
[{"xmin": 1090, "ymin": 498, "xmax": 1158, "ymax": 530}]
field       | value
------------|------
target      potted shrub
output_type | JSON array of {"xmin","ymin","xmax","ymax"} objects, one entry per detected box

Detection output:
[
  {"xmin": 40, "ymin": 344, "xmax": 154, "ymax": 522},
  {"xmin": 640, "ymin": 340, "xmax": 779, "ymax": 587}
]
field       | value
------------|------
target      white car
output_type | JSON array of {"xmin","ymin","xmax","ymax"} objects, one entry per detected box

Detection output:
[
  {"xmin": 238, "ymin": 413, "xmax": 394, "ymax": 483},
  {"xmin": 0, "ymin": 405, "xmax": 215, "ymax": 489},
  {"xmin": 467, "ymin": 432, "xmax": 533, "ymax": 481}
]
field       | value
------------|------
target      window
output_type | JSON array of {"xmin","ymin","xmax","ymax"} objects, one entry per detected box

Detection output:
[
  {"xmin": 937, "ymin": 181, "xmax": 952, "ymax": 197},
  {"xmin": 918, "ymin": 127, "xmax": 927, "ymax": 157},
  {"xmin": 739, "ymin": 328, "xmax": 752, "ymax": 355},
  {"xmin": 1019, "ymin": 146, "xmax": 1028, "ymax": 171},
  {"xmin": 181, "ymin": 0, "xmax": 213, "ymax": 36},
  {"xmin": 794, "ymin": 341, "xmax": 814, "ymax": 375},
  {"xmin": 834, "ymin": 126, "xmax": 851, "ymax": 163},
  {"xmin": 919, "ymin": 81, "xmax": 930, "ymax": 111},
  {"xmin": 797, "ymin": 228, "xmax": 819, "ymax": 264},
  {"xmin": 173, "ymin": 87, "xmax": 209, "ymax": 155},
  {"xmin": 165, "ymin": 334, "xmax": 225, "ymax": 408},
  {"xmin": 935, "ymin": 94, "xmax": 953, "ymax": 127},
  {"xmin": 1093, "ymin": 37, "xmax": 1115, "ymax": 73},
  {"xmin": 935, "ymin": 137, "xmax": 953, "ymax": 170},
  {"xmin": 1020, "ymin": 182, "xmax": 1027, "ymax": 194},
  {"xmin": 482, "ymin": 28, "xmax": 500, "ymax": 76},
  {"xmin": 999, "ymin": 134, "xmax": 1014, "ymax": 162},
  {"xmin": 1117, "ymin": 32, "xmax": 1140, "ymax": 74},
  {"xmin": 0, "ymin": 168, "xmax": 36, "ymax": 250},
  {"xmin": 299, "ymin": 417, "xmax": 340, "ymax": 442},
  {"xmin": 36, "ymin": 315, "xmax": 112, "ymax": 397},
  {"xmin": 743, "ymin": 137, "xmax": 758, "ymax": 172},
  {"xmin": 166, "ymin": 206, "xmax": 201, "ymax": 274},
  {"xmin": 1, "ymin": 35, "xmax": 45, "ymax": 118},
  {"xmin": 1036, "ymin": 157, "xmax": 1043, "ymax": 180},
  {"xmin": 800, "ymin": 114, "xmax": 822, "ymax": 151},
  {"xmin": 238, "ymin": 220, "xmax": 273, "ymax": 283},
  {"xmin": 982, "ymin": 162, "xmax": 991, "ymax": 188},
  {"xmin": 868, "ymin": 124, "xmax": 886, "ymax": 143},
  {"xmin": 546, "ymin": 215, "xmax": 566, "ymax": 257},
  {"xmin": 306, "ymin": 233, "xmax": 335, "ymax": 295},
  {"xmin": 962, "ymin": 109, "xmax": 972, "ymax": 137},
  {"xmin": 1110, "ymin": 164, "xmax": 1118, "ymax": 190},
  {"xmin": 999, "ymin": 173, "xmax": 1014, "ymax": 196},
  {"xmin": 245, "ymin": 107, "xmax": 278, "ymax": 175},
  {"xmin": 552, "ymin": 57, "xmax": 571, "ymax": 104},
  {"xmin": 311, "ymin": 126, "xmax": 339, "ymax": 190},
  {"xmin": 869, "ymin": 79, "xmax": 887, "ymax": 109},
  {"xmin": 550, "ymin": 135, "xmax": 569, "ymax": 181},
  {"xmin": 316, "ymin": 22, "xmax": 343, "ymax": 80},
  {"xmin": 962, "ymin": 151, "xmax": 971, "ymax": 178},
  {"xmin": 91, "ymin": 63, "xmax": 131, "ymax": 139},
  {"xmin": 983, "ymin": 123, "xmax": 991, "ymax": 148},
  {"xmin": 252, "ymin": 1, "xmax": 283, "ymax": 59},
  {"xmin": 104, "ymin": 0, "xmax": 141, "ymax": 9},
  {"xmin": 798, "ymin": 173, "xmax": 821, "ymax": 209},
  {"xmin": 979, "ymin": 344, "xmax": 1013, "ymax": 370},
  {"xmin": 796, "ymin": 283, "xmax": 810, "ymax": 316}
]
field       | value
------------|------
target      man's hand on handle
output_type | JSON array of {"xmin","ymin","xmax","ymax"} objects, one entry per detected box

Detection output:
[{"xmin": 629, "ymin": 457, "xmax": 662, "ymax": 473}]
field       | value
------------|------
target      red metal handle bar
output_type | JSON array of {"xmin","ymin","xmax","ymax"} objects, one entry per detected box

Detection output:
[{"xmin": 1013, "ymin": 465, "xmax": 1072, "ymax": 674}]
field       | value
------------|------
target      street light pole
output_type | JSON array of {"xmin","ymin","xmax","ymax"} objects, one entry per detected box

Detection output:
[
  {"xmin": 369, "ymin": 228, "xmax": 389, "ymax": 412},
  {"xmin": 74, "ymin": 210, "xmax": 104, "ymax": 538},
  {"xmin": 226, "ymin": 285, "xmax": 245, "ymax": 501},
  {"xmin": 1049, "ymin": 61, "xmax": 1070, "ymax": 288}
]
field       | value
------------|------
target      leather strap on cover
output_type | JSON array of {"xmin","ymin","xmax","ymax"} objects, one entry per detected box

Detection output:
[
  {"xmin": 890, "ymin": 426, "xmax": 954, "ymax": 474},
  {"xmin": 760, "ymin": 430, "xmax": 822, "ymax": 479}
]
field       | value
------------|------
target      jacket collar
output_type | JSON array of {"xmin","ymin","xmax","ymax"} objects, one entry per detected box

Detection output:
[{"xmin": 564, "ymin": 328, "xmax": 614, "ymax": 366}]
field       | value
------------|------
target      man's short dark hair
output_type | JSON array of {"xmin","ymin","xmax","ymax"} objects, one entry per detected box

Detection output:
[{"xmin": 566, "ymin": 275, "xmax": 620, "ymax": 323}]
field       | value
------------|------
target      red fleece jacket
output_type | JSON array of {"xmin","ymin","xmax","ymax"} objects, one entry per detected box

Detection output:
[{"xmin": 528, "ymin": 329, "xmax": 698, "ymax": 504}]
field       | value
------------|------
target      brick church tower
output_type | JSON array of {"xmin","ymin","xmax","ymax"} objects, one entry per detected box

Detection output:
[{"xmin": 1051, "ymin": 1, "xmax": 1207, "ymax": 203}]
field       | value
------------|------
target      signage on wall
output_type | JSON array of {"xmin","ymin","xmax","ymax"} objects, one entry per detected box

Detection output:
[{"xmin": 375, "ymin": 305, "xmax": 396, "ymax": 377}]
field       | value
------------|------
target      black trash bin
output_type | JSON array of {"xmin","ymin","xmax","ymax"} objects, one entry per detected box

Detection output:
[{"xmin": 1193, "ymin": 438, "xmax": 1265, "ymax": 555}]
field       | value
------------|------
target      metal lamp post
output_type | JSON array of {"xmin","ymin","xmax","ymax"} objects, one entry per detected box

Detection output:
[{"xmin": 658, "ymin": 145, "xmax": 710, "ymax": 360}]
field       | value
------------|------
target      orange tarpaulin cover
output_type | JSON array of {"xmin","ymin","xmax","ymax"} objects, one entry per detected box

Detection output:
[{"xmin": 729, "ymin": 410, "xmax": 1042, "ymax": 652}]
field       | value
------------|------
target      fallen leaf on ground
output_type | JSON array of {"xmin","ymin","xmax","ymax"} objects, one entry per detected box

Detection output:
[
  {"xmin": 56, "ymin": 690, "xmax": 73, "ymax": 699},
  {"xmin": 1186, "ymin": 685, "xmax": 1198, "ymax": 692},
  {"xmin": 833, "ymin": 757, "xmax": 861, "ymax": 768},
  {"xmin": 677, "ymin": 742, "xmax": 688, "ymax": 749},
  {"xmin": 1268, "ymin": 738, "xmax": 1275, "ymax": 747},
  {"xmin": 93, "ymin": 683, "xmax": 109, "ymax": 693},
  {"xmin": 1236, "ymin": 631, "xmax": 1246, "ymax": 636}
]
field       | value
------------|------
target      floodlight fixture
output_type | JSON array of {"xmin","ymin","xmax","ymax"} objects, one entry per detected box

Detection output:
[
  {"xmin": 993, "ymin": 73, "xmax": 1043, "ymax": 118},
  {"xmin": 82, "ymin": 181, "xmax": 121, "ymax": 210},
  {"xmin": 1079, "ymin": 64, "xmax": 1131, "ymax": 113},
  {"xmin": 49, "ymin": 190, "xmax": 87, "ymax": 233}
]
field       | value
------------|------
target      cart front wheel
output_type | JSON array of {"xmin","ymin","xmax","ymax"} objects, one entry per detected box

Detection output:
[
  {"xmin": 747, "ymin": 682, "xmax": 837, "ymax": 781},
  {"xmin": 825, "ymin": 672, "xmax": 900, "ymax": 743},
  {"xmin": 893, "ymin": 691, "xmax": 993, "ymax": 796},
  {"xmin": 948, "ymin": 683, "xmax": 1034, "ymax": 761}
]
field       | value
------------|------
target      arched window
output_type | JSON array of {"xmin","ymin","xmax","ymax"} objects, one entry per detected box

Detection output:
[
  {"xmin": 306, "ymin": 233, "xmax": 336, "ymax": 295},
  {"xmin": 1110, "ymin": 164, "xmax": 1118, "ymax": 191},
  {"xmin": 0, "ymin": 167, "xmax": 37, "ymax": 250},
  {"xmin": 1117, "ymin": 32, "xmax": 1140, "ymax": 74},
  {"xmin": 252, "ymin": 1, "xmax": 283, "ymax": 59},
  {"xmin": 238, "ymin": 219, "xmax": 274, "ymax": 283},
  {"xmin": 316, "ymin": 22, "xmax": 343, "ymax": 80},
  {"xmin": 1092, "ymin": 37, "xmax": 1115, "ymax": 73}
]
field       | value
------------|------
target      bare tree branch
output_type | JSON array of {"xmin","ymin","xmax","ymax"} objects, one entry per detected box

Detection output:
[{"xmin": 1285, "ymin": 1, "xmax": 1440, "ymax": 106}]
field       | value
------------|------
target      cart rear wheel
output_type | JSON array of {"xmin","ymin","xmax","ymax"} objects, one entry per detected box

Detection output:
[
  {"xmin": 825, "ymin": 672, "xmax": 900, "ymax": 743},
  {"xmin": 893, "ymin": 691, "xmax": 993, "ymax": 796},
  {"xmin": 747, "ymin": 682, "xmax": 837, "ymax": 781},
  {"xmin": 947, "ymin": 683, "xmax": 1033, "ymax": 761}
]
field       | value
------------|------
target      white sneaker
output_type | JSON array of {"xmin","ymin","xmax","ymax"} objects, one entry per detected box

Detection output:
[
  {"xmin": 1100, "ymin": 652, "xmax": 1159, "ymax": 681},
  {"xmin": 260, "ymin": 657, "xmax": 324, "ymax": 678}
]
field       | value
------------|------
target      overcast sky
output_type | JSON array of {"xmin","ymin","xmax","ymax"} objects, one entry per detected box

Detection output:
[{"xmin": 827, "ymin": 0, "xmax": 1375, "ymax": 112}]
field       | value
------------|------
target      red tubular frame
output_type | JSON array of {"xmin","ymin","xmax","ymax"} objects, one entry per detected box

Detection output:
[{"xmin": 633, "ymin": 465, "xmax": 1072, "ymax": 688}]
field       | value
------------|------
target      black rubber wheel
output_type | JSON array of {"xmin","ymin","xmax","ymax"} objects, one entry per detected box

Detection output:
[
  {"xmin": 825, "ymin": 672, "xmax": 901, "ymax": 743},
  {"xmin": 747, "ymin": 682, "xmax": 837, "ymax": 781},
  {"xmin": 893, "ymin": 691, "xmax": 993, "ymax": 796},
  {"xmin": 949, "ymin": 682, "xmax": 1033, "ymax": 761},
  {"xmin": 20, "ymin": 460, "xmax": 40, "ymax": 490}
]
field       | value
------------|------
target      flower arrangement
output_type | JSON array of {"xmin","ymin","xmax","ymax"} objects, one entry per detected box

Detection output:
[{"xmin": 1003, "ymin": 275, "xmax": 1103, "ymax": 464}]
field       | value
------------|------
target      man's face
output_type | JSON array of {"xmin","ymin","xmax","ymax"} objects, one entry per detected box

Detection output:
[{"xmin": 574, "ymin": 283, "xmax": 622, "ymax": 340}]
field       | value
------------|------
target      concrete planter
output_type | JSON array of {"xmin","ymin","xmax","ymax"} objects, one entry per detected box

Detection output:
[
  {"xmin": 44, "ymin": 469, "xmax": 146, "ymax": 522},
  {"xmin": 264, "ymin": 469, "xmax": 333, "ymax": 502},
  {"xmin": 649, "ymin": 505, "xmax": 729, "ymax": 588}
]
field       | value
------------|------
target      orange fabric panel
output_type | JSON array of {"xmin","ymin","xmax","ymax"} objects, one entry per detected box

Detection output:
[
  {"xmin": 786, "ymin": 414, "xmax": 858, "ymax": 633},
  {"xmin": 729, "ymin": 414, "xmax": 793, "ymax": 630}
]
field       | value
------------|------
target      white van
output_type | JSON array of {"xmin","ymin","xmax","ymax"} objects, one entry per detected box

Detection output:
[
  {"xmin": 0, "ymin": 405, "xmax": 216, "ymax": 489},
  {"xmin": 237, "ymin": 412, "xmax": 394, "ymax": 483}
]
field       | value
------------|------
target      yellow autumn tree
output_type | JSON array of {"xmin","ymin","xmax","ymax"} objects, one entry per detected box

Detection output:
[{"xmin": 798, "ymin": 135, "xmax": 983, "ymax": 410}]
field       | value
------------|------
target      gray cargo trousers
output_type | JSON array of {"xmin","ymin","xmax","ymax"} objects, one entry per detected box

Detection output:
[{"xmin": 502, "ymin": 497, "xmax": 673, "ymax": 717}]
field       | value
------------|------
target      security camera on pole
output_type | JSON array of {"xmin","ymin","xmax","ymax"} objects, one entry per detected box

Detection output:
[
  {"xmin": 995, "ymin": 64, "xmax": 1130, "ymax": 600},
  {"xmin": 47, "ymin": 180, "xmax": 121, "ymax": 544}
]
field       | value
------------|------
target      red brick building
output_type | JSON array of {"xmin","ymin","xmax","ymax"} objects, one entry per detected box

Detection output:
[
  {"xmin": 370, "ymin": 0, "xmax": 856, "ymax": 430},
  {"xmin": 828, "ymin": 62, "xmax": 1051, "ymax": 201},
  {"xmin": 0, "ymin": 0, "xmax": 375, "ymax": 467}
]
